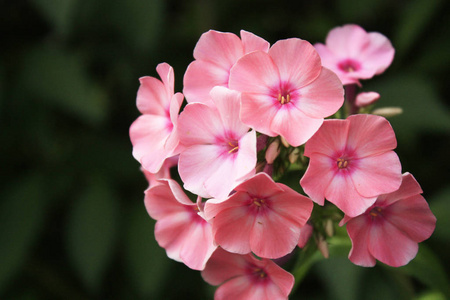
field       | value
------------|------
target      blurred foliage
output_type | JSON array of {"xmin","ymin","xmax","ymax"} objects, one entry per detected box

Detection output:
[{"xmin": 1, "ymin": 0, "xmax": 449, "ymax": 299}]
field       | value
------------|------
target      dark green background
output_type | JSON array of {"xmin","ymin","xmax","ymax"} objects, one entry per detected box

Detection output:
[{"xmin": 1, "ymin": 0, "xmax": 449, "ymax": 299}]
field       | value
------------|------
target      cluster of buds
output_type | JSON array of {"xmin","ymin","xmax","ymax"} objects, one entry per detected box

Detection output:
[{"xmin": 130, "ymin": 25, "xmax": 436, "ymax": 299}]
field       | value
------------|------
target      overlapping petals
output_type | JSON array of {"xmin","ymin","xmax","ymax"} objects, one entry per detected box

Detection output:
[
  {"xmin": 341, "ymin": 173, "xmax": 436, "ymax": 267},
  {"xmin": 202, "ymin": 248, "xmax": 294, "ymax": 300},
  {"xmin": 183, "ymin": 30, "xmax": 269, "ymax": 104},
  {"xmin": 144, "ymin": 179, "xmax": 217, "ymax": 270},
  {"xmin": 300, "ymin": 114, "xmax": 402, "ymax": 217},
  {"xmin": 204, "ymin": 173, "xmax": 313, "ymax": 259},
  {"xmin": 314, "ymin": 24, "xmax": 395, "ymax": 85},
  {"xmin": 229, "ymin": 38, "xmax": 344, "ymax": 146},
  {"xmin": 130, "ymin": 63, "xmax": 184, "ymax": 173},
  {"xmin": 178, "ymin": 86, "xmax": 257, "ymax": 199}
]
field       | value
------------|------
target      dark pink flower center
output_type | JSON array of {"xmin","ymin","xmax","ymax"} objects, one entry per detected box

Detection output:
[
  {"xmin": 277, "ymin": 92, "xmax": 291, "ymax": 105},
  {"xmin": 252, "ymin": 267, "xmax": 268, "ymax": 279},
  {"xmin": 227, "ymin": 140, "xmax": 239, "ymax": 154},
  {"xmin": 337, "ymin": 59, "xmax": 361, "ymax": 73},
  {"xmin": 369, "ymin": 206, "xmax": 383, "ymax": 218},
  {"xmin": 252, "ymin": 197, "xmax": 266, "ymax": 208},
  {"xmin": 336, "ymin": 157, "xmax": 349, "ymax": 169}
]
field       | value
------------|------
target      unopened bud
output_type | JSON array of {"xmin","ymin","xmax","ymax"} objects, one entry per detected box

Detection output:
[
  {"xmin": 372, "ymin": 107, "xmax": 403, "ymax": 118},
  {"xmin": 297, "ymin": 223, "xmax": 313, "ymax": 248},
  {"xmin": 355, "ymin": 91, "xmax": 380, "ymax": 107},
  {"xmin": 315, "ymin": 234, "xmax": 329, "ymax": 259},
  {"xmin": 288, "ymin": 148, "xmax": 300, "ymax": 164},
  {"xmin": 265, "ymin": 139, "xmax": 280, "ymax": 164},
  {"xmin": 324, "ymin": 219, "xmax": 334, "ymax": 237},
  {"xmin": 280, "ymin": 136, "xmax": 290, "ymax": 148}
]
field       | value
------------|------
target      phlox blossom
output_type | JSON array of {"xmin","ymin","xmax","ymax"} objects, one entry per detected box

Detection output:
[
  {"xmin": 314, "ymin": 24, "xmax": 395, "ymax": 85},
  {"xmin": 202, "ymin": 248, "xmax": 294, "ymax": 300},
  {"xmin": 300, "ymin": 114, "xmax": 402, "ymax": 217},
  {"xmin": 144, "ymin": 179, "xmax": 216, "ymax": 270},
  {"xmin": 183, "ymin": 29, "xmax": 270, "ymax": 104},
  {"xmin": 204, "ymin": 172, "xmax": 313, "ymax": 259},
  {"xmin": 229, "ymin": 38, "xmax": 344, "ymax": 147},
  {"xmin": 340, "ymin": 173, "xmax": 436, "ymax": 267},
  {"xmin": 130, "ymin": 63, "xmax": 184, "ymax": 173},
  {"xmin": 177, "ymin": 86, "xmax": 257, "ymax": 199}
]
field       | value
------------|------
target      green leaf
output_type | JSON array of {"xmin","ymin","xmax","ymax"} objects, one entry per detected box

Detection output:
[
  {"xmin": 124, "ymin": 202, "xmax": 170, "ymax": 298},
  {"xmin": 0, "ymin": 174, "xmax": 48, "ymax": 293},
  {"xmin": 395, "ymin": 245, "xmax": 450, "ymax": 298},
  {"xmin": 415, "ymin": 291, "xmax": 447, "ymax": 300},
  {"xmin": 18, "ymin": 45, "xmax": 108, "ymax": 126},
  {"xmin": 30, "ymin": 0, "xmax": 78, "ymax": 37},
  {"xmin": 393, "ymin": 0, "xmax": 445, "ymax": 57},
  {"xmin": 66, "ymin": 178, "xmax": 119, "ymax": 293},
  {"xmin": 429, "ymin": 187, "xmax": 450, "ymax": 242}
]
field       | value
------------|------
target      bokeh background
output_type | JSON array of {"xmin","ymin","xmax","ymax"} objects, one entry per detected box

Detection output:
[{"xmin": 1, "ymin": 0, "xmax": 449, "ymax": 299}]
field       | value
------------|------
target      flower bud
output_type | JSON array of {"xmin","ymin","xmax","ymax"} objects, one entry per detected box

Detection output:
[
  {"xmin": 372, "ymin": 107, "xmax": 403, "ymax": 118},
  {"xmin": 288, "ymin": 148, "xmax": 300, "ymax": 164},
  {"xmin": 355, "ymin": 91, "xmax": 380, "ymax": 107},
  {"xmin": 315, "ymin": 234, "xmax": 329, "ymax": 259},
  {"xmin": 265, "ymin": 139, "xmax": 280, "ymax": 164}
]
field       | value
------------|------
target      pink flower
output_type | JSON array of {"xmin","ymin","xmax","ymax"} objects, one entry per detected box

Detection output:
[
  {"xmin": 300, "ymin": 114, "xmax": 402, "ymax": 217},
  {"xmin": 141, "ymin": 155, "xmax": 178, "ymax": 187},
  {"xmin": 204, "ymin": 172, "xmax": 313, "ymax": 259},
  {"xmin": 130, "ymin": 63, "xmax": 184, "ymax": 173},
  {"xmin": 144, "ymin": 179, "xmax": 217, "ymax": 270},
  {"xmin": 177, "ymin": 86, "xmax": 257, "ymax": 199},
  {"xmin": 340, "ymin": 173, "xmax": 436, "ymax": 267},
  {"xmin": 202, "ymin": 248, "xmax": 294, "ymax": 300},
  {"xmin": 229, "ymin": 38, "xmax": 344, "ymax": 147},
  {"xmin": 314, "ymin": 24, "xmax": 395, "ymax": 85},
  {"xmin": 183, "ymin": 30, "xmax": 270, "ymax": 104}
]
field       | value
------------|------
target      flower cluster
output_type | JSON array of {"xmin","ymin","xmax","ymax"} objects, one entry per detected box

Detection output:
[{"xmin": 130, "ymin": 25, "xmax": 436, "ymax": 299}]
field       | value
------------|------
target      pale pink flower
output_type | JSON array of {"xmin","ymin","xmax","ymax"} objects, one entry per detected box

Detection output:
[
  {"xmin": 202, "ymin": 248, "xmax": 294, "ymax": 300},
  {"xmin": 340, "ymin": 173, "xmax": 436, "ymax": 267},
  {"xmin": 177, "ymin": 86, "xmax": 257, "ymax": 199},
  {"xmin": 183, "ymin": 30, "xmax": 270, "ymax": 104},
  {"xmin": 229, "ymin": 38, "xmax": 344, "ymax": 147},
  {"xmin": 315, "ymin": 24, "xmax": 395, "ymax": 85},
  {"xmin": 130, "ymin": 63, "xmax": 184, "ymax": 173},
  {"xmin": 300, "ymin": 114, "xmax": 402, "ymax": 217},
  {"xmin": 144, "ymin": 179, "xmax": 217, "ymax": 270},
  {"xmin": 355, "ymin": 91, "xmax": 380, "ymax": 107},
  {"xmin": 204, "ymin": 172, "xmax": 313, "ymax": 259},
  {"xmin": 141, "ymin": 156, "xmax": 178, "ymax": 187}
]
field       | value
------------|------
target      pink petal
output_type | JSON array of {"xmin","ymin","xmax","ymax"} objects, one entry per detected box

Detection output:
[
  {"xmin": 144, "ymin": 182, "xmax": 191, "ymax": 220},
  {"xmin": 179, "ymin": 221, "xmax": 217, "ymax": 270},
  {"xmin": 136, "ymin": 76, "xmax": 168, "ymax": 115},
  {"xmin": 368, "ymin": 216, "xmax": 419, "ymax": 267},
  {"xmin": 250, "ymin": 209, "xmax": 301, "ymax": 259},
  {"xmin": 325, "ymin": 172, "xmax": 377, "ymax": 217},
  {"xmin": 183, "ymin": 60, "xmax": 229, "ymax": 103},
  {"xmin": 304, "ymin": 119, "xmax": 349, "ymax": 157},
  {"xmin": 378, "ymin": 172, "xmax": 423, "ymax": 206},
  {"xmin": 240, "ymin": 93, "xmax": 279, "ymax": 136},
  {"xmin": 234, "ymin": 172, "xmax": 283, "ymax": 197},
  {"xmin": 240, "ymin": 30, "xmax": 270, "ymax": 54},
  {"xmin": 269, "ymin": 38, "xmax": 322, "ymax": 88},
  {"xmin": 204, "ymin": 192, "xmax": 249, "ymax": 221},
  {"xmin": 384, "ymin": 194, "xmax": 436, "ymax": 242},
  {"xmin": 360, "ymin": 32, "xmax": 395, "ymax": 75},
  {"xmin": 212, "ymin": 205, "xmax": 255, "ymax": 254},
  {"xmin": 346, "ymin": 114, "xmax": 397, "ymax": 157},
  {"xmin": 229, "ymin": 51, "xmax": 280, "ymax": 95},
  {"xmin": 297, "ymin": 223, "xmax": 314, "ymax": 248},
  {"xmin": 201, "ymin": 248, "xmax": 247, "ymax": 285},
  {"xmin": 346, "ymin": 215, "xmax": 376, "ymax": 267},
  {"xmin": 350, "ymin": 151, "xmax": 402, "ymax": 197},
  {"xmin": 271, "ymin": 183, "xmax": 313, "ymax": 226},
  {"xmin": 215, "ymin": 276, "xmax": 256, "ymax": 300},
  {"xmin": 156, "ymin": 62, "xmax": 175, "ymax": 98},
  {"xmin": 325, "ymin": 24, "xmax": 371, "ymax": 58},
  {"xmin": 269, "ymin": 105, "xmax": 323, "ymax": 147},
  {"xmin": 264, "ymin": 259, "xmax": 295, "ymax": 297},
  {"xmin": 296, "ymin": 67, "xmax": 344, "ymax": 118},
  {"xmin": 130, "ymin": 114, "xmax": 172, "ymax": 173},
  {"xmin": 300, "ymin": 153, "xmax": 336, "ymax": 206}
]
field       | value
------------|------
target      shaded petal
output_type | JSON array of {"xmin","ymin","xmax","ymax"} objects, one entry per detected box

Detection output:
[
  {"xmin": 384, "ymin": 194, "xmax": 436, "ymax": 242},
  {"xmin": 271, "ymin": 183, "xmax": 313, "ymax": 226},
  {"xmin": 346, "ymin": 114, "xmax": 397, "ymax": 157},
  {"xmin": 379, "ymin": 172, "xmax": 423, "ymax": 206},
  {"xmin": 194, "ymin": 30, "xmax": 244, "ymax": 68},
  {"xmin": 213, "ymin": 205, "xmax": 255, "ymax": 254},
  {"xmin": 368, "ymin": 217, "xmax": 419, "ymax": 267},
  {"xmin": 229, "ymin": 51, "xmax": 280, "ymax": 94},
  {"xmin": 156, "ymin": 62, "xmax": 175, "ymax": 98},
  {"xmin": 270, "ymin": 105, "xmax": 323, "ymax": 147},
  {"xmin": 250, "ymin": 209, "xmax": 301, "ymax": 259},
  {"xmin": 346, "ymin": 215, "xmax": 376, "ymax": 267},
  {"xmin": 183, "ymin": 60, "xmax": 229, "ymax": 103},
  {"xmin": 296, "ymin": 67, "xmax": 344, "ymax": 118},
  {"xmin": 130, "ymin": 115, "xmax": 172, "ymax": 173},
  {"xmin": 204, "ymin": 192, "xmax": 249, "ymax": 221},
  {"xmin": 136, "ymin": 76, "xmax": 168, "ymax": 115},
  {"xmin": 300, "ymin": 153, "xmax": 336, "ymax": 206},
  {"xmin": 325, "ymin": 172, "xmax": 377, "ymax": 217},
  {"xmin": 351, "ymin": 151, "xmax": 402, "ymax": 197},
  {"xmin": 360, "ymin": 32, "xmax": 395, "ymax": 75},
  {"xmin": 325, "ymin": 24, "xmax": 371, "ymax": 58},
  {"xmin": 304, "ymin": 119, "xmax": 349, "ymax": 157},
  {"xmin": 264, "ymin": 259, "xmax": 295, "ymax": 297},
  {"xmin": 240, "ymin": 93, "xmax": 279, "ymax": 136},
  {"xmin": 297, "ymin": 223, "xmax": 314, "ymax": 248},
  {"xmin": 240, "ymin": 30, "xmax": 270, "ymax": 53},
  {"xmin": 269, "ymin": 38, "xmax": 322, "ymax": 87},
  {"xmin": 179, "ymin": 221, "xmax": 217, "ymax": 270},
  {"xmin": 215, "ymin": 276, "xmax": 256, "ymax": 300},
  {"xmin": 201, "ymin": 248, "xmax": 248, "ymax": 285},
  {"xmin": 234, "ymin": 172, "xmax": 283, "ymax": 198}
]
